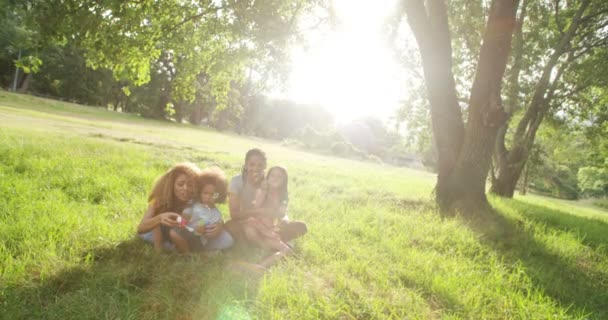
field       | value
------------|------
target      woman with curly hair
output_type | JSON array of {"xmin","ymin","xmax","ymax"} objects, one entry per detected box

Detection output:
[
  {"xmin": 169, "ymin": 167, "xmax": 234, "ymax": 253},
  {"xmin": 137, "ymin": 163, "xmax": 226, "ymax": 252}
]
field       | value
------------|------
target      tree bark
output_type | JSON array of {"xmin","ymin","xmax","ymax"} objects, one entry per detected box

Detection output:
[
  {"xmin": 494, "ymin": 0, "xmax": 527, "ymax": 181},
  {"xmin": 490, "ymin": 0, "xmax": 590, "ymax": 197},
  {"xmin": 174, "ymin": 101, "xmax": 185, "ymax": 123},
  {"xmin": 441, "ymin": 0, "xmax": 518, "ymax": 211},
  {"xmin": 189, "ymin": 104, "xmax": 205, "ymax": 125},
  {"xmin": 18, "ymin": 73, "xmax": 32, "ymax": 93},
  {"xmin": 403, "ymin": 0, "xmax": 518, "ymax": 212},
  {"xmin": 520, "ymin": 161, "xmax": 529, "ymax": 195},
  {"xmin": 403, "ymin": 0, "xmax": 464, "ymax": 207}
]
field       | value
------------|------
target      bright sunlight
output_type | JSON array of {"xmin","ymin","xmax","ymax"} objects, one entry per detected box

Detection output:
[{"xmin": 286, "ymin": 0, "xmax": 406, "ymax": 123}]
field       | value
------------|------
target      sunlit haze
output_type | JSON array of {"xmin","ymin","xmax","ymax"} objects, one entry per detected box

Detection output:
[{"xmin": 285, "ymin": 0, "xmax": 406, "ymax": 124}]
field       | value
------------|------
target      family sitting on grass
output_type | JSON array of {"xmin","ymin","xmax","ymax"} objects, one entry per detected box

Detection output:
[{"xmin": 136, "ymin": 148, "xmax": 307, "ymax": 272}]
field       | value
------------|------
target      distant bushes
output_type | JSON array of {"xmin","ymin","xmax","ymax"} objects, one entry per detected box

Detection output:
[
  {"xmin": 281, "ymin": 125, "xmax": 390, "ymax": 165},
  {"xmin": 594, "ymin": 198, "xmax": 608, "ymax": 209},
  {"xmin": 280, "ymin": 138, "xmax": 305, "ymax": 149},
  {"xmin": 296, "ymin": 126, "xmax": 344, "ymax": 149},
  {"xmin": 278, "ymin": 126, "xmax": 373, "ymax": 162},
  {"xmin": 330, "ymin": 141, "xmax": 364, "ymax": 158},
  {"xmin": 578, "ymin": 167, "xmax": 608, "ymax": 198}
]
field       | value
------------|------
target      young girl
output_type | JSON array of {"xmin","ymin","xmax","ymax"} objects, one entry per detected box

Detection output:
[
  {"xmin": 170, "ymin": 167, "xmax": 234, "ymax": 253},
  {"xmin": 242, "ymin": 166, "xmax": 292, "ymax": 262}
]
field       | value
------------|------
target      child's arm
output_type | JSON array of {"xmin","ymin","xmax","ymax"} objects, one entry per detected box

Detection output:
[
  {"xmin": 201, "ymin": 209, "xmax": 224, "ymax": 239},
  {"xmin": 253, "ymin": 180, "xmax": 268, "ymax": 209},
  {"xmin": 261, "ymin": 194, "xmax": 288, "ymax": 219},
  {"xmin": 137, "ymin": 204, "xmax": 180, "ymax": 234}
]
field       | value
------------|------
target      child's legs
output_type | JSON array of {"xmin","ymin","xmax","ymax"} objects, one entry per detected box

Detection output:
[
  {"xmin": 244, "ymin": 224, "xmax": 289, "ymax": 253},
  {"xmin": 277, "ymin": 220, "xmax": 308, "ymax": 242},
  {"xmin": 140, "ymin": 231, "xmax": 175, "ymax": 251},
  {"xmin": 177, "ymin": 228, "xmax": 205, "ymax": 252},
  {"xmin": 257, "ymin": 250, "xmax": 289, "ymax": 269},
  {"xmin": 246, "ymin": 226, "xmax": 281, "ymax": 252},
  {"xmin": 204, "ymin": 231, "xmax": 234, "ymax": 251},
  {"xmin": 224, "ymin": 220, "xmax": 247, "ymax": 244},
  {"xmin": 169, "ymin": 229, "xmax": 190, "ymax": 253},
  {"xmin": 261, "ymin": 236, "xmax": 291, "ymax": 253},
  {"xmin": 242, "ymin": 223, "xmax": 266, "ymax": 247},
  {"xmin": 152, "ymin": 227, "xmax": 164, "ymax": 253}
]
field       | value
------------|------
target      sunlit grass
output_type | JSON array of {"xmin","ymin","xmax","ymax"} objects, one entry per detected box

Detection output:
[{"xmin": 1, "ymin": 91, "xmax": 607, "ymax": 319}]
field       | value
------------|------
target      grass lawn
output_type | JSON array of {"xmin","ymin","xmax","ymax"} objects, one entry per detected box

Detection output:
[{"xmin": 1, "ymin": 91, "xmax": 607, "ymax": 319}]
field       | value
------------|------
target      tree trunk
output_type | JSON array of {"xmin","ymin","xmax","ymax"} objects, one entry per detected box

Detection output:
[
  {"xmin": 490, "ymin": 153, "xmax": 524, "ymax": 197},
  {"xmin": 491, "ymin": 0, "xmax": 590, "ymax": 197},
  {"xmin": 404, "ymin": 0, "xmax": 518, "ymax": 212},
  {"xmin": 403, "ymin": 0, "xmax": 464, "ymax": 207},
  {"xmin": 520, "ymin": 161, "xmax": 530, "ymax": 195},
  {"xmin": 11, "ymin": 48, "xmax": 22, "ymax": 92},
  {"xmin": 174, "ymin": 101, "xmax": 185, "ymax": 123},
  {"xmin": 493, "ymin": 0, "xmax": 527, "ymax": 181},
  {"xmin": 17, "ymin": 73, "xmax": 32, "ymax": 93}
]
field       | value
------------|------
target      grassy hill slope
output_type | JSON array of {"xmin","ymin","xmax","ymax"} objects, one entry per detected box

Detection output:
[{"xmin": 1, "ymin": 91, "xmax": 607, "ymax": 319}]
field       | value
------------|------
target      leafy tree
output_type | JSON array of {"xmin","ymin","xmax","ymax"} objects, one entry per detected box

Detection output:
[
  {"xmin": 578, "ymin": 167, "xmax": 608, "ymax": 197},
  {"xmin": 395, "ymin": 0, "xmax": 519, "ymax": 212},
  {"xmin": 0, "ymin": 0, "xmax": 43, "ymax": 91},
  {"xmin": 29, "ymin": 44, "xmax": 121, "ymax": 107},
  {"xmin": 12, "ymin": 0, "xmax": 323, "ymax": 120},
  {"xmin": 491, "ymin": 0, "xmax": 608, "ymax": 197}
]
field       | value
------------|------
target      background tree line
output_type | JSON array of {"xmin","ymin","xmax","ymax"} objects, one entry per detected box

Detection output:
[{"xmin": 1, "ymin": 0, "xmax": 415, "ymax": 167}]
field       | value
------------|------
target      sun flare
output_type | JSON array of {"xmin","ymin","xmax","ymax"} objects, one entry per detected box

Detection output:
[{"xmin": 287, "ymin": 0, "xmax": 406, "ymax": 124}]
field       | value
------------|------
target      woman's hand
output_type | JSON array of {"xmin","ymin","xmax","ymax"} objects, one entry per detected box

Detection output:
[
  {"xmin": 204, "ymin": 220, "xmax": 224, "ymax": 239},
  {"xmin": 158, "ymin": 212, "xmax": 180, "ymax": 227},
  {"xmin": 137, "ymin": 205, "xmax": 180, "ymax": 234}
]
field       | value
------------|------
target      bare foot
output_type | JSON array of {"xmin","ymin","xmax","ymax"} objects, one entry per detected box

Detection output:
[{"xmin": 228, "ymin": 260, "xmax": 267, "ymax": 277}]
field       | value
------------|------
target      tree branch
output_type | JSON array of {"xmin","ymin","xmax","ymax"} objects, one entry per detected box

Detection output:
[
  {"xmin": 571, "ymin": 36, "xmax": 608, "ymax": 59},
  {"xmin": 161, "ymin": 4, "xmax": 226, "ymax": 38},
  {"xmin": 555, "ymin": 0, "xmax": 564, "ymax": 36},
  {"xmin": 580, "ymin": 7, "xmax": 608, "ymax": 24},
  {"xmin": 514, "ymin": 0, "xmax": 591, "ymax": 142}
]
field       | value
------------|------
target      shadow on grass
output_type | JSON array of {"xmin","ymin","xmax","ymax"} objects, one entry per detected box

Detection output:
[
  {"xmin": 505, "ymin": 199, "xmax": 608, "ymax": 253},
  {"xmin": 465, "ymin": 202, "xmax": 608, "ymax": 319},
  {"xmin": 2, "ymin": 238, "xmax": 263, "ymax": 320}
]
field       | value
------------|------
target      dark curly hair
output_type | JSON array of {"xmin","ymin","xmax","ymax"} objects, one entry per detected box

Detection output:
[{"xmin": 195, "ymin": 166, "xmax": 228, "ymax": 204}]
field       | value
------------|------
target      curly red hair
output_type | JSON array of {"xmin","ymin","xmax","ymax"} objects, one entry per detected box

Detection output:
[
  {"xmin": 195, "ymin": 166, "xmax": 228, "ymax": 204},
  {"xmin": 148, "ymin": 162, "xmax": 201, "ymax": 215}
]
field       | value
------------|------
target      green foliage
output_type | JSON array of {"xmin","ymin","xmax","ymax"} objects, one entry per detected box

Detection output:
[
  {"xmin": 1, "ymin": 0, "xmax": 325, "ymax": 121},
  {"xmin": 295, "ymin": 125, "xmax": 340, "ymax": 150},
  {"xmin": 0, "ymin": 0, "xmax": 41, "ymax": 87},
  {"xmin": 594, "ymin": 198, "xmax": 608, "ymax": 210},
  {"xmin": 524, "ymin": 123, "xmax": 588, "ymax": 200},
  {"xmin": 330, "ymin": 141, "xmax": 361, "ymax": 157},
  {"xmin": 28, "ymin": 0, "xmax": 319, "ymax": 105},
  {"xmin": 28, "ymin": 44, "xmax": 122, "ymax": 107},
  {"xmin": 13, "ymin": 55, "xmax": 42, "ymax": 74},
  {"xmin": 578, "ymin": 167, "xmax": 608, "ymax": 198},
  {"xmin": 238, "ymin": 98, "xmax": 334, "ymax": 139}
]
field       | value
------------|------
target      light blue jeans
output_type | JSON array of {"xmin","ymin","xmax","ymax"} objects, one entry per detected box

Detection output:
[{"xmin": 138, "ymin": 230, "xmax": 234, "ymax": 251}]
